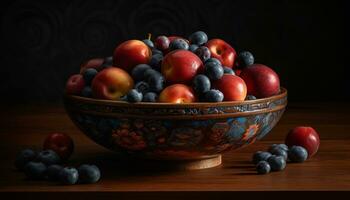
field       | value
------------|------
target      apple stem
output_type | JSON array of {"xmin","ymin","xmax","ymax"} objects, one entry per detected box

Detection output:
[{"xmin": 148, "ymin": 33, "xmax": 152, "ymax": 40}]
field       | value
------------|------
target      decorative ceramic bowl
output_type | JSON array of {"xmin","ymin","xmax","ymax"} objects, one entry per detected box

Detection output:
[{"xmin": 64, "ymin": 88, "xmax": 287, "ymax": 169}]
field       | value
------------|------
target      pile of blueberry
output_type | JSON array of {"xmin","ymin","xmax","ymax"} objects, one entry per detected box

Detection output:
[
  {"xmin": 15, "ymin": 148, "xmax": 100, "ymax": 185},
  {"xmin": 253, "ymin": 144, "xmax": 308, "ymax": 174}
]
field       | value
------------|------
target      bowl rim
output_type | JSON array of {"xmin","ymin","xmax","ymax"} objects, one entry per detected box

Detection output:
[{"xmin": 64, "ymin": 87, "xmax": 287, "ymax": 108}]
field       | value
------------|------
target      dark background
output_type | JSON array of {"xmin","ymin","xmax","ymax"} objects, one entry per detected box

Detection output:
[{"xmin": 0, "ymin": 0, "xmax": 347, "ymax": 103}]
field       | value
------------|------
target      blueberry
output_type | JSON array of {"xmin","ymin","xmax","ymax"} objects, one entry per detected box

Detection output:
[
  {"xmin": 152, "ymin": 49, "xmax": 163, "ymax": 56},
  {"xmin": 204, "ymin": 89, "xmax": 224, "ymax": 102},
  {"xmin": 81, "ymin": 86, "xmax": 92, "ymax": 97},
  {"xmin": 267, "ymin": 155, "xmax": 286, "ymax": 171},
  {"xmin": 143, "ymin": 92, "xmax": 158, "ymax": 102},
  {"xmin": 131, "ymin": 64, "xmax": 151, "ymax": 82},
  {"xmin": 24, "ymin": 162, "xmax": 47, "ymax": 180},
  {"xmin": 15, "ymin": 149, "xmax": 37, "ymax": 170},
  {"xmin": 195, "ymin": 46, "xmax": 211, "ymax": 62},
  {"xmin": 252, "ymin": 151, "xmax": 272, "ymax": 164},
  {"xmin": 189, "ymin": 31, "xmax": 208, "ymax": 45},
  {"xmin": 245, "ymin": 95, "xmax": 257, "ymax": 100},
  {"xmin": 223, "ymin": 66, "xmax": 235, "ymax": 75},
  {"xmin": 126, "ymin": 89, "xmax": 143, "ymax": 103},
  {"xmin": 193, "ymin": 74, "xmax": 211, "ymax": 94},
  {"xmin": 37, "ymin": 150, "xmax": 61, "ymax": 166},
  {"xmin": 148, "ymin": 73, "xmax": 165, "ymax": 93},
  {"xmin": 78, "ymin": 164, "xmax": 101, "ymax": 184},
  {"xmin": 143, "ymin": 68, "xmax": 161, "ymax": 81},
  {"xmin": 100, "ymin": 56, "xmax": 113, "ymax": 69},
  {"xmin": 169, "ymin": 38, "xmax": 189, "ymax": 51},
  {"xmin": 59, "ymin": 167, "xmax": 79, "ymax": 185},
  {"xmin": 269, "ymin": 148, "xmax": 288, "ymax": 161},
  {"xmin": 47, "ymin": 164, "xmax": 63, "ymax": 181},
  {"xmin": 205, "ymin": 58, "xmax": 221, "ymax": 66},
  {"xmin": 149, "ymin": 54, "xmax": 163, "ymax": 70},
  {"xmin": 83, "ymin": 68, "xmax": 98, "ymax": 85},
  {"xmin": 188, "ymin": 44, "xmax": 199, "ymax": 52},
  {"xmin": 256, "ymin": 161, "xmax": 271, "ymax": 174},
  {"xmin": 134, "ymin": 81, "xmax": 150, "ymax": 94},
  {"xmin": 204, "ymin": 62, "xmax": 224, "ymax": 80},
  {"xmin": 238, "ymin": 51, "xmax": 254, "ymax": 67},
  {"xmin": 155, "ymin": 36, "xmax": 170, "ymax": 51},
  {"xmin": 142, "ymin": 39, "xmax": 154, "ymax": 48},
  {"xmin": 288, "ymin": 146, "xmax": 308, "ymax": 163},
  {"xmin": 268, "ymin": 144, "xmax": 289, "ymax": 152}
]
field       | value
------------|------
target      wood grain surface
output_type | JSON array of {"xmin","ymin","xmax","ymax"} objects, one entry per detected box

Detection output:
[{"xmin": 0, "ymin": 103, "xmax": 349, "ymax": 198}]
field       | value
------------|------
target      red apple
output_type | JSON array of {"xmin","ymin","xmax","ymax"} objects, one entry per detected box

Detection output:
[
  {"xmin": 206, "ymin": 39, "xmax": 237, "ymax": 68},
  {"xmin": 162, "ymin": 50, "xmax": 203, "ymax": 84},
  {"xmin": 285, "ymin": 126, "xmax": 320, "ymax": 157},
  {"xmin": 80, "ymin": 58, "xmax": 104, "ymax": 74},
  {"xmin": 91, "ymin": 68, "xmax": 134, "ymax": 100},
  {"xmin": 43, "ymin": 133, "xmax": 74, "ymax": 160},
  {"xmin": 113, "ymin": 40, "xmax": 152, "ymax": 71},
  {"xmin": 213, "ymin": 74, "xmax": 247, "ymax": 101},
  {"xmin": 65, "ymin": 74, "xmax": 85, "ymax": 95},
  {"xmin": 159, "ymin": 84, "xmax": 196, "ymax": 103},
  {"xmin": 239, "ymin": 64, "xmax": 280, "ymax": 98}
]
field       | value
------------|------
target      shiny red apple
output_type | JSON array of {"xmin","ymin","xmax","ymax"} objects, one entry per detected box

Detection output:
[
  {"xmin": 285, "ymin": 126, "xmax": 320, "ymax": 157},
  {"xmin": 91, "ymin": 67, "xmax": 134, "ymax": 100},
  {"xmin": 206, "ymin": 39, "xmax": 237, "ymax": 68},
  {"xmin": 43, "ymin": 133, "xmax": 74, "ymax": 160},
  {"xmin": 79, "ymin": 58, "xmax": 104, "ymax": 74},
  {"xmin": 162, "ymin": 50, "xmax": 203, "ymax": 84},
  {"xmin": 159, "ymin": 84, "xmax": 196, "ymax": 103},
  {"xmin": 213, "ymin": 74, "xmax": 247, "ymax": 101},
  {"xmin": 65, "ymin": 74, "xmax": 85, "ymax": 95},
  {"xmin": 239, "ymin": 64, "xmax": 280, "ymax": 98},
  {"xmin": 113, "ymin": 40, "xmax": 152, "ymax": 71}
]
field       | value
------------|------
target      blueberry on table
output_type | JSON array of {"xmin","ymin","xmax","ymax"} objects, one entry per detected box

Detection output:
[
  {"xmin": 288, "ymin": 146, "xmax": 308, "ymax": 163},
  {"xmin": 59, "ymin": 167, "xmax": 79, "ymax": 185},
  {"xmin": 169, "ymin": 38, "xmax": 189, "ymax": 51},
  {"xmin": 15, "ymin": 149, "xmax": 37, "ymax": 170},
  {"xmin": 81, "ymin": 86, "xmax": 93, "ymax": 97},
  {"xmin": 205, "ymin": 58, "xmax": 221, "ymax": 66},
  {"xmin": 195, "ymin": 46, "xmax": 211, "ymax": 62},
  {"xmin": 142, "ymin": 39, "xmax": 154, "ymax": 48},
  {"xmin": 143, "ymin": 92, "xmax": 158, "ymax": 102},
  {"xmin": 245, "ymin": 95, "xmax": 257, "ymax": 100},
  {"xmin": 100, "ymin": 56, "xmax": 113, "ymax": 69},
  {"xmin": 256, "ymin": 161, "xmax": 271, "ymax": 174},
  {"xmin": 204, "ymin": 62, "xmax": 224, "ymax": 80},
  {"xmin": 238, "ymin": 51, "xmax": 254, "ymax": 67},
  {"xmin": 82, "ymin": 68, "xmax": 98, "ymax": 85},
  {"xmin": 223, "ymin": 66, "xmax": 235, "ymax": 75},
  {"xmin": 252, "ymin": 151, "xmax": 272, "ymax": 164},
  {"xmin": 152, "ymin": 49, "xmax": 163, "ymax": 56},
  {"xmin": 24, "ymin": 162, "xmax": 47, "ymax": 180},
  {"xmin": 135, "ymin": 81, "xmax": 150, "ymax": 94},
  {"xmin": 148, "ymin": 74, "xmax": 165, "ymax": 93},
  {"xmin": 132, "ymin": 64, "xmax": 152, "ymax": 82},
  {"xmin": 47, "ymin": 164, "xmax": 63, "ymax": 181},
  {"xmin": 269, "ymin": 148, "xmax": 288, "ymax": 161},
  {"xmin": 193, "ymin": 74, "xmax": 211, "ymax": 94},
  {"xmin": 204, "ymin": 89, "xmax": 224, "ymax": 102},
  {"xmin": 189, "ymin": 31, "xmax": 208, "ymax": 45},
  {"xmin": 269, "ymin": 144, "xmax": 289, "ymax": 152},
  {"xmin": 126, "ymin": 89, "xmax": 143, "ymax": 103},
  {"xmin": 189, "ymin": 44, "xmax": 199, "ymax": 52},
  {"xmin": 78, "ymin": 164, "xmax": 101, "ymax": 184},
  {"xmin": 149, "ymin": 54, "xmax": 163, "ymax": 70},
  {"xmin": 267, "ymin": 155, "xmax": 286, "ymax": 171},
  {"xmin": 37, "ymin": 150, "xmax": 61, "ymax": 166}
]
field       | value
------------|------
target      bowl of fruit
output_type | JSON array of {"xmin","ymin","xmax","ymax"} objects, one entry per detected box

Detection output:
[{"xmin": 64, "ymin": 31, "xmax": 287, "ymax": 169}]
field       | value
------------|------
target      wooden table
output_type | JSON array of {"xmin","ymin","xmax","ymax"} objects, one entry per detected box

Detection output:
[{"xmin": 1, "ymin": 103, "xmax": 349, "ymax": 199}]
